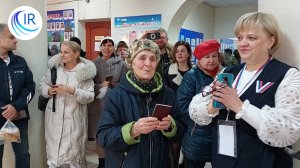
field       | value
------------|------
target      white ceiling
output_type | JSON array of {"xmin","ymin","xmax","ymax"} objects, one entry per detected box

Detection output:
[{"xmin": 204, "ymin": 0, "xmax": 257, "ymax": 8}]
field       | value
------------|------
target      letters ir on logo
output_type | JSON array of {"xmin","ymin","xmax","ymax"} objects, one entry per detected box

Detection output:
[{"xmin": 8, "ymin": 6, "xmax": 42, "ymax": 40}]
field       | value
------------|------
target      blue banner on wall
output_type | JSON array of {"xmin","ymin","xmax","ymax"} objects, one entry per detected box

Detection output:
[
  {"xmin": 179, "ymin": 28, "xmax": 203, "ymax": 63},
  {"xmin": 220, "ymin": 38, "xmax": 236, "ymax": 52},
  {"xmin": 113, "ymin": 14, "xmax": 161, "ymax": 45}
]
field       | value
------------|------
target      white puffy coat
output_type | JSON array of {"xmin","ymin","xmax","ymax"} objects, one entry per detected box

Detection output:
[{"xmin": 38, "ymin": 54, "xmax": 96, "ymax": 167}]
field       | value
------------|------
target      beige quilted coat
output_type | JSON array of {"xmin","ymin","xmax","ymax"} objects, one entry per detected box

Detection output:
[{"xmin": 38, "ymin": 54, "xmax": 96, "ymax": 167}]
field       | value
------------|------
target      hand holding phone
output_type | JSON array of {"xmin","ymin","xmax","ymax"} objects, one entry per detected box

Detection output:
[
  {"xmin": 48, "ymin": 85, "xmax": 58, "ymax": 96},
  {"xmin": 105, "ymin": 75, "xmax": 113, "ymax": 82},
  {"xmin": 152, "ymin": 104, "xmax": 172, "ymax": 120},
  {"xmin": 213, "ymin": 73, "xmax": 234, "ymax": 109},
  {"xmin": 146, "ymin": 32, "xmax": 160, "ymax": 40},
  {"xmin": 51, "ymin": 85, "xmax": 58, "ymax": 88}
]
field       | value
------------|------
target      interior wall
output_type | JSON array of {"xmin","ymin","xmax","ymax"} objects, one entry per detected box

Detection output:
[
  {"xmin": 47, "ymin": 0, "xmax": 187, "ymax": 51},
  {"xmin": 182, "ymin": 3, "xmax": 214, "ymax": 40},
  {"xmin": 47, "ymin": 0, "xmax": 86, "ymax": 50},
  {"xmin": 259, "ymin": 0, "xmax": 300, "ymax": 67},
  {"xmin": 259, "ymin": 0, "xmax": 300, "ymax": 167},
  {"xmin": 214, "ymin": 5, "xmax": 257, "ymax": 39},
  {"xmin": 47, "ymin": 1, "xmax": 258, "ymax": 50},
  {"xmin": 0, "ymin": 0, "xmax": 47, "ymax": 167},
  {"xmin": 110, "ymin": 0, "xmax": 186, "ymax": 44}
]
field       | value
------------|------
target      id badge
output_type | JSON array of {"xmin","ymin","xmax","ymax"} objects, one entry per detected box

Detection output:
[{"xmin": 217, "ymin": 120, "xmax": 237, "ymax": 158}]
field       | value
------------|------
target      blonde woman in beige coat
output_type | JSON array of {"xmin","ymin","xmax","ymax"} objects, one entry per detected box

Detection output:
[{"xmin": 38, "ymin": 41, "xmax": 96, "ymax": 168}]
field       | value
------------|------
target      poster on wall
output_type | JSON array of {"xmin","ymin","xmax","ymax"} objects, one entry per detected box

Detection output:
[
  {"xmin": 47, "ymin": 9, "xmax": 75, "ymax": 56},
  {"xmin": 220, "ymin": 38, "xmax": 237, "ymax": 53},
  {"xmin": 179, "ymin": 28, "xmax": 204, "ymax": 64},
  {"xmin": 113, "ymin": 14, "xmax": 162, "ymax": 45}
]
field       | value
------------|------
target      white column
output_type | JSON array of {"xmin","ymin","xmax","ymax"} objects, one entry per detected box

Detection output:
[{"xmin": 259, "ymin": 0, "xmax": 300, "ymax": 167}]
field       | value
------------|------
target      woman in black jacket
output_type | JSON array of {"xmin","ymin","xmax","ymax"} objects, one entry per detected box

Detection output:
[
  {"xmin": 163, "ymin": 41, "xmax": 192, "ymax": 94},
  {"xmin": 97, "ymin": 39, "xmax": 181, "ymax": 168}
]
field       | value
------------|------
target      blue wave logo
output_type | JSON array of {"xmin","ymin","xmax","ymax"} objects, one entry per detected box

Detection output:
[{"xmin": 8, "ymin": 6, "xmax": 42, "ymax": 40}]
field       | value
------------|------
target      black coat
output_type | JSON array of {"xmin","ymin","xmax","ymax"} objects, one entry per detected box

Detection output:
[
  {"xmin": 0, "ymin": 51, "xmax": 35, "ymax": 122},
  {"xmin": 211, "ymin": 59, "xmax": 293, "ymax": 168},
  {"xmin": 97, "ymin": 72, "xmax": 182, "ymax": 168}
]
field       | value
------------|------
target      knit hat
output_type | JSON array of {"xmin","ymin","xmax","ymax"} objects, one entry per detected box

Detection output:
[
  {"xmin": 194, "ymin": 39, "xmax": 220, "ymax": 60},
  {"xmin": 128, "ymin": 39, "xmax": 160, "ymax": 61}
]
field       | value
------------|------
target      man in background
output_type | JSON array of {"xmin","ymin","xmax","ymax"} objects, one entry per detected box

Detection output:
[
  {"xmin": 70, "ymin": 36, "xmax": 86, "ymax": 58},
  {"xmin": 154, "ymin": 28, "xmax": 172, "ymax": 76},
  {"xmin": 224, "ymin": 48, "xmax": 239, "ymax": 67},
  {"xmin": 0, "ymin": 23, "xmax": 35, "ymax": 168},
  {"xmin": 116, "ymin": 41, "xmax": 130, "ymax": 66}
]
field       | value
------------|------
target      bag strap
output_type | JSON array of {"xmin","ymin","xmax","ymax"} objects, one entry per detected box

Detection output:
[
  {"xmin": 50, "ymin": 67, "xmax": 57, "ymax": 112},
  {"xmin": 50, "ymin": 67, "xmax": 57, "ymax": 85}
]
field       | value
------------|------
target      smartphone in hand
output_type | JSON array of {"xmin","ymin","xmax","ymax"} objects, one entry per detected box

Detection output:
[
  {"xmin": 152, "ymin": 104, "xmax": 172, "ymax": 120},
  {"xmin": 213, "ymin": 73, "xmax": 234, "ymax": 109},
  {"xmin": 146, "ymin": 32, "xmax": 160, "ymax": 40},
  {"xmin": 105, "ymin": 75, "xmax": 113, "ymax": 82}
]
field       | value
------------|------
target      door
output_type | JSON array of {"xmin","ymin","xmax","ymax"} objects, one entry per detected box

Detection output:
[{"xmin": 85, "ymin": 21, "xmax": 111, "ymax": 60}]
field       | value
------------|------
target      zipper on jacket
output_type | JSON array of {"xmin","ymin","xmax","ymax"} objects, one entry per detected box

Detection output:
[
  {"xmin": 191, "ymin": 122, "xmax": 197, "ymax": 136},
  {"xmin": 3, "ymin": 65, "xmax": 11, "ymax": 102},
  {"xmin": 146, "ymin": 94, "xmax": 153, "ymax": 168},
  {"xmin": 119, "ymin": 152, "xmax": 127, "ymax": 168}
]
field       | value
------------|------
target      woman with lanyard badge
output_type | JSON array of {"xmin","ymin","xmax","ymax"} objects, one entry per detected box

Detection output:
[{"xmin": 189, "ymin": 12, "xmax": 300, "ymax": 168}]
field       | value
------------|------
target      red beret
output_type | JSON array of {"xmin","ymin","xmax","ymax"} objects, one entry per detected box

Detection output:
[{"xmin": 194, "ymin": 39, "xmax": 220, "ymax": 60}]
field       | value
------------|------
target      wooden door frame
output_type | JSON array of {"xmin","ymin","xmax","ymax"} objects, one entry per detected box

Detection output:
[{"xmin": 85, "ymin": 21, "xmax": 111, "ymax": 60}]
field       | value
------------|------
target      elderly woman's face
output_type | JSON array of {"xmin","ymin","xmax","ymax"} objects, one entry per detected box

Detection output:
[
  {"xmin": 61, "ymin": 44, "xmax": 79, "ymax": 65},
  {"xmin": 236, "ymin": 25, "xmax": 275, "ymax": 62},
  {"xmin": 198, "ymin": 51, "xmax": 219, "ymax": 71},
  {"xmin": 131, "ymin": 50, "xmax": 158, "ymax": 82}
]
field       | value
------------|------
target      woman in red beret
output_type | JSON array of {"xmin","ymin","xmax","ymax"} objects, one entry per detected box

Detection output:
[
  {"xmin": 176, "ymin": 39, "xmax": 222, "ymax": 168},
  {"xmin": 189, "ymin": 12, "xmax": 300, "ymax": 168}
]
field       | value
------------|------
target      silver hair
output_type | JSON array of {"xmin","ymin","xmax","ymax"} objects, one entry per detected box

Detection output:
[{"xmin": 156, "ymin": 28, "xmax": 168, "ymax": 37}]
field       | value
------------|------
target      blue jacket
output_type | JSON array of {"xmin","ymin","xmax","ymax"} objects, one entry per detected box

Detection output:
[
  {"xmin": 97, "ymin": 72, "xmax": 182, "ymax": 168},
  {"xmin": 177, "ymin": 66, "xmax": 214, "ymax": 161},
  {"xmin": 0, "ymin": 51, "xmax": 35, "ymax": 122}
]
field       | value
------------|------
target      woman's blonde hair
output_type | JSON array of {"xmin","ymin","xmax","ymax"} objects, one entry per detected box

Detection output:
[
  {"xmin": 234, "ymin": 12, "xmax": 281, "ymax": 55},
  {"xmin": 61, "ymin": 41, "xmax": 81, "ymax": 62}
]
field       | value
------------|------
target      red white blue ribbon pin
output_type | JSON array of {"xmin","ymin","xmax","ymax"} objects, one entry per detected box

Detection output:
[{"xmin": 256, "ymin": 80, "xmax": 274, "ymax": 93}]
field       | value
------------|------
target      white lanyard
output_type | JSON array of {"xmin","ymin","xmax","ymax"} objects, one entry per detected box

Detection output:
[{"xmin": 232, "ymin": 57, "xmax": 272, "ymax": 97}]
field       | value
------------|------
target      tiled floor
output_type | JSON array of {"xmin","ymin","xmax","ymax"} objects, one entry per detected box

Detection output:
[
  {"xmin": 86, "ymin": 140, "xmax": 212, "ymax": 168},
  {"xmin": 86, "ymin": 140, "xmax": 98, "ymax": 168}
]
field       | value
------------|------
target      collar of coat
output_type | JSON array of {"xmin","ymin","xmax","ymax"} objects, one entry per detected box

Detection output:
[
  {"xmin": 125, "ymin": 71, "xmax": 163, "ymax": 94},
  {"xmin": 168, "ymin": 63, "xmax": 183, "ymax": 86},
  {"xmin": 95, "ymin": 54, "xmax": 123, "ymax": 65},
  {"xmin": 48, "ymin": 53, "xmax": 96, "ymax": 83}
]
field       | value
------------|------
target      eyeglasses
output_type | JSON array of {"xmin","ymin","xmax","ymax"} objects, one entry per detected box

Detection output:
[
  {"xmin": 159, "ymin": 36, "xmax": 167, "ymax": 40},
  {"xmin": 201, "ymin": 77, "xmax": 229, "ymax": 97}
]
